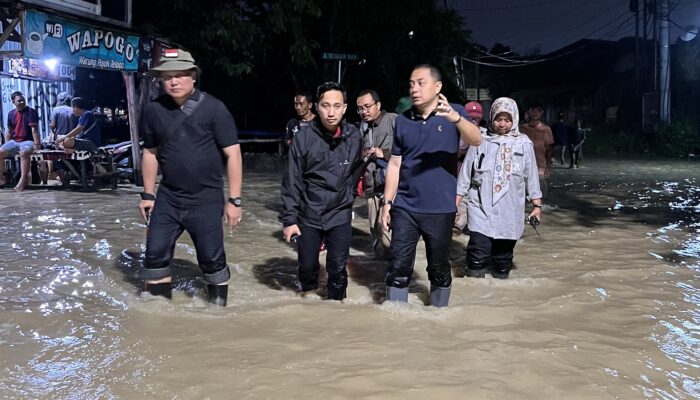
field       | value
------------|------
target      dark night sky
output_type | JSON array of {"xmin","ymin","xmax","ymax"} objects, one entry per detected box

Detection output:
[{"xmin": 448, "ymin": 0, "xmax": 700, "ymax": 54}]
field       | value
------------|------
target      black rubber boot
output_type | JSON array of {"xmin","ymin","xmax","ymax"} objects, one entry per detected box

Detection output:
[
  {"xmin": 386, "ymin": 286, "xmax": 409, "ymax": 303},
  {"xmin": 465, "ymin": 267, "xmax": 488, "ymax": 278},
  {"xmin": 465, "ymin": 251, "xmax": 491, "ymax": 278},
  {"xmin": 491, "ymin": 260, "xmax": 512, "ymax": 279},
  {"xmin": 326, "ymin": 285, "xmax": 347, "ymax": 301},
  {"xmin": 207, "ymin": 284, "xmax": 228, "ymax": 306},
  {"xmin": 491, "ymin": 270, "xmax": 510, "ymax": 279},
  {"xmin": 430, "ymin": 285, "xmax": 451, "ymax": 307},
  {"xmin": 143, "ymin": 282, "xmax": 172, "ymax": 299}
]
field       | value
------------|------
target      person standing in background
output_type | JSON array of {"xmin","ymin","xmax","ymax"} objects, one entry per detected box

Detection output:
[
  {"xmin": 570, "ymin": 118, "xmax": 587, "ymax": 169},
  {"xmin": 284, "ymin": 92, "xmax": 315, "ymax": 151},
  {"xmin": 356, "ymin": 89, "xmax": 396, "ymax": 259},
  {"xmin": 519, "ymin": 102, "xmax": 553, "ymax": 195},
  {"xmin": 551, "ymin": 112, "xmax": 572, "ymax": 166}
]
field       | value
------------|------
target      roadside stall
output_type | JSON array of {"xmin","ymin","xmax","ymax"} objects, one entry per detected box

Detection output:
[{"xmin": 0, "ymin": 4, "xmax": 143, "ymax": 189}]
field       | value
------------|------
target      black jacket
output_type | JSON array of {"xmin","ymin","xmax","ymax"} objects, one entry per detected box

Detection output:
[{"xmin": 279, "ymin": 119, "xmax": 362, "ymax": 230}]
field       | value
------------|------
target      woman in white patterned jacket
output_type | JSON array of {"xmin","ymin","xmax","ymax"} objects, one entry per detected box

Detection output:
[{"xmin": 456, "ymin": 97, "xmax": 543, "ymax": 279}]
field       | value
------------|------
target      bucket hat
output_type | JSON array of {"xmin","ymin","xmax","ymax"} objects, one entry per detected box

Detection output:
[{"xmin": 149, "ymin": 49, "xmax": 199, "ymax": 74}]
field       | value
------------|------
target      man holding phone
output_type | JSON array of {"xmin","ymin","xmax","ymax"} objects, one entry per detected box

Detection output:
[
  {"xmin": 381, "ymin": 64, "xmax": 482, "ymax": 307},
  {"xmin": 279, "ymin": 82, "xmax": 362, "ymax": 301},
  {"xmin": 356, "ymin": 89, "xmax": 396, "ymax": 260}
]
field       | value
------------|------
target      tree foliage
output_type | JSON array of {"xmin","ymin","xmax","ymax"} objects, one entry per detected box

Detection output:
[{"xmin": 133, "ymin": 0, "xmax": 471, "ymax": 129}]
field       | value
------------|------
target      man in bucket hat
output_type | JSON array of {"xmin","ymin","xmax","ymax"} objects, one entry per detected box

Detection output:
[{"xmin": 138, "ymin": 49, "xmax": 243, "ymax": 306}]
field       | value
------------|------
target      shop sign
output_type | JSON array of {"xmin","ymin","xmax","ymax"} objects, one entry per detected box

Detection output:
[
  {"xmin": 23, "ymin": 9, "xmax": 139, "ymax": 71},
  {"xmin": 5, "ymin": 58, "xmax": 75, "ymax": 80}
]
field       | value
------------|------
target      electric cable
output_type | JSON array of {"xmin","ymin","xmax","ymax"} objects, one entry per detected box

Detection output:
[
  {"xmin": 461, "ymin": 12, "xmax": 637, "ymax": 67},
  {"xmin": 452, "ymin": 0, "xmax": 561, "ymax": 12}
]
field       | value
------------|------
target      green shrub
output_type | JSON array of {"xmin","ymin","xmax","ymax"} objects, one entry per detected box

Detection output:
[{"xmin": 657, "ymin": 119, "xmax": 700, "ymax": 157}]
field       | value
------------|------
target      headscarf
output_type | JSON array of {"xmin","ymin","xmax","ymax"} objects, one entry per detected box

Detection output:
[{"xmin": 489, "ymin": 97, "xmax": 522, "ymax": 205}]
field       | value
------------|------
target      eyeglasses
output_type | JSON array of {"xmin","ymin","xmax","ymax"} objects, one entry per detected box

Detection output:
[{"xmin": 356, "ymin": 102, "xmax": 377, "ymax": 113}]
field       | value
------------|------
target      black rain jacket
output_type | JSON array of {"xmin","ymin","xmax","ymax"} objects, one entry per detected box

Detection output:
[{"xmin": 279, "ymin": 119, "xmax": 362, "ymax": 230}]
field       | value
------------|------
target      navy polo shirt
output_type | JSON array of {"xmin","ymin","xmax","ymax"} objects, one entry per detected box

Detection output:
[{"xmin": 391, "ymin": 103, "xmax": 468, "ymax": 213}]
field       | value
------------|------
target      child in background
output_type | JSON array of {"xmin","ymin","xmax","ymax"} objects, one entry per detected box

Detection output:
[{"xmin": 457, "ymin": 97, "xmax": 543, "ymax": 279}]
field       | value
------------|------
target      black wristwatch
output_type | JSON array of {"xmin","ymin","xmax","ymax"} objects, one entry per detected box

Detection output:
[
  {"xmin": 228, "ymin": 197, "xmax": 242, "ymax": 207},
  {"xmin": 382, "ymin": 199, "xmax": 393, "ymax": 207},
  {"xmin": 140, "ymin": 192, "xmax": 156, "ymax": 201}
]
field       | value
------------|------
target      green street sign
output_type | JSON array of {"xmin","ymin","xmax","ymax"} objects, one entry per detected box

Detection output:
[{"xmin": 322, "ymin": 52, "xmax": 359, "ymax": 61}]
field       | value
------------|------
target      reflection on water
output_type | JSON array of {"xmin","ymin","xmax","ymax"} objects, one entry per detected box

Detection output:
[{"xmin": 0, "ymin": 158, "xmax": 698, "ymax": 398}]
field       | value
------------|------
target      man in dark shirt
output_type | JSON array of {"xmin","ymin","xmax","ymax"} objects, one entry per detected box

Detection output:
[
  {"xmin": 56, "ymin": 97, "xmax": 101, "ymax": 153},
  {"xmin": 284, "ymin": 92, "xmax": 315, "ymax": 150},
  {"xmin": 0, "ymin": 91, "xmax": 40, "ymax": 191},
  {"xmin": 279, "ymin": 82, "xmax": 362, "ymax": 301},
  {"xmin": 381, "ymin": 64, "xmax": 482, "ymax": 307},
  {"xmin": 551, "ymin": 112, "xmax": 572, "ymax": 166},
  {"xmin": 138, "ymin": 49, "xmax": 243, "ymax": 306}
]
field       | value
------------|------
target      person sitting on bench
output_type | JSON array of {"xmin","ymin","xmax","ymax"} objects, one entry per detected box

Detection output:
[
  {"xmin": 55, "ymin": 97, "xmax": 100, "ymax": 154},
  {"xmin": 0, "ymin": 91, "xmax": 40, "ymax": 191},
  {"xmin": 54, "ymin": 97, "xmax": 101, "ymax": 186}
]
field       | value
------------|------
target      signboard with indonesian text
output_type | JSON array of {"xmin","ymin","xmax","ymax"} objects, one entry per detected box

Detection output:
[{"xmin": 23, "ymin": 10, "xmax": 140, "ymax": 71}]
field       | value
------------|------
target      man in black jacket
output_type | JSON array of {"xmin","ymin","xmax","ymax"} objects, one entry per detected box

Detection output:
[{"xmin": 279, "ymin": 82, "xmax": 362, "ymax": 300}]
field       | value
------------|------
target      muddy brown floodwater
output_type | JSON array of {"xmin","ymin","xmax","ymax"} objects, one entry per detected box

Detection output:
[{"xmin": 0, "ymin": 157, "xmax": 698, "ymax": 399}]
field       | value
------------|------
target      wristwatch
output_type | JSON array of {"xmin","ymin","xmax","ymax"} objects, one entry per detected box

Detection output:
[
  {"xmin": 382, "ymin": 199, "xmax": 393, "ymax": 207},
  {"xmin": 140, "ymin": 192, "xmax": 156, "ymax": 201},
  {"xmin": 228, "ymin": 197, "xmax": 242, "ymax": 207}
]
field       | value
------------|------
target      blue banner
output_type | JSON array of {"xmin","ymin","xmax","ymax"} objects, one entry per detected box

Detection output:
[{"xmin": 24, "ymin": 10, "xmax": 139, "ymax": 71}]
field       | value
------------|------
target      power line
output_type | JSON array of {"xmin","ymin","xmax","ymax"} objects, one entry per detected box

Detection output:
[
  {"xmin": 451, "ymin": 0, "xmax": 560, "ymax": 11},
  {"xmin": 510, "ymin": 1, "xmax": 618, "ymax": 54},
  {"xmin": 461, "ymin": 11, "xmax": 637, "ymax": 68}
]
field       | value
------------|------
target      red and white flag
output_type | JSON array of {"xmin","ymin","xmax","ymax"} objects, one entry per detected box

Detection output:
[{"xmin": 163, "ymin": 48, "xmax": 179, "ymax": 58}]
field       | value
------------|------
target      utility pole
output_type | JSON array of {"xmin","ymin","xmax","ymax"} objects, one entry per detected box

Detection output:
[
  {"xmin": 632, "ymin": 0, "xmax": 641, "ymax": 135},
  {"xmin": 642, "ymin": 1, "xmax": 649, "ymax": 92},
  {"xmin": 659, "ymin": 0, "xmax": 670, "ymax": 123},
  {"xmin": 632, "ymin": 0, "xmax": 640, "ymax": 96},
  {"xmin": 475, "ymin": 50, "xmax": 480, "ymax": 101}
]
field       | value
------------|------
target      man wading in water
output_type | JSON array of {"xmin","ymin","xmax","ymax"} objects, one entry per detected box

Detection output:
[{"xmin": 138, "ymin": 49, "xmax": 243, "ymax": 306}]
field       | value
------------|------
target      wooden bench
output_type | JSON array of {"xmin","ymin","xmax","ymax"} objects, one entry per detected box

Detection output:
[{"xmin": 4, "ymin": 148, "xmax": 117, "ymax": 191}]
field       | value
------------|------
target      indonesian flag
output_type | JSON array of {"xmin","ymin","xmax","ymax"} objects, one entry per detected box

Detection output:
[{"xmin": 163, "ymin": 48, "xmax": 179, "ymax": 58}]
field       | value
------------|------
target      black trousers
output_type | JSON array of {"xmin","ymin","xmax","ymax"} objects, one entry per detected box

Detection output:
[
  {"xmin": 142, "ymin": 192, "xmax": 230, "ymax": 285},
  {"xmin": 297, "ymin": 222, "xmax": 352, "ymax": 294},
  {"xmin": 386, "ymin": 207, "xmax": 455, "ymax": 288},
  {"xmin": 466, "ymin": 231, "xmax": 517, "ymax": 275}
]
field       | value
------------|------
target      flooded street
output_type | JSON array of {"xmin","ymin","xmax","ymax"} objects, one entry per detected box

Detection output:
[{"xmin": 0, "ymin": 158, "xmax": 698, "ymax": 399}]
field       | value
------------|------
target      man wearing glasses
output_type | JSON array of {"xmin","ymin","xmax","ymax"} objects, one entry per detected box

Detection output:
[
  {"xmin": 280, "ymin": 82, "xmax": 362, "ymax": 301},
  {"xmin": 356, "ymin": 89, "xmax": 396, "ymax": 260}
]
